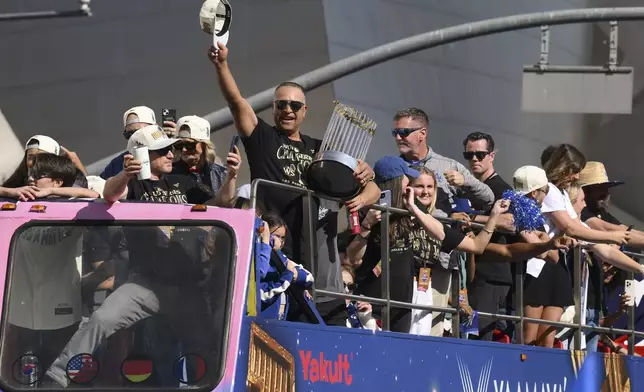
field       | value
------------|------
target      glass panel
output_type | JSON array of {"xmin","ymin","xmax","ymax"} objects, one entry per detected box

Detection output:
[{"xmin": 1, "ymin": 223, "xmax": 233, "ymax": 390}]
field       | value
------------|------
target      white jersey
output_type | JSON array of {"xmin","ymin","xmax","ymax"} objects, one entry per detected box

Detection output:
[{"xmin": 8, "ymin": 227, "xmax": 83, "ymax": 330}]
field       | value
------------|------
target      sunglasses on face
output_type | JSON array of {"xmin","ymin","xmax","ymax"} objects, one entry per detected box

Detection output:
[
  {"xmin": 344, "ymin": 282, "xmax": 357, "ymax": 293},
  {"xmin": 274, "ymin": 100, "xmax": 305, "ymax": 112},
  {"xmin": 175, "ymin": 141, "xmax": 198, "ymax": 152},
  {"xmin": 29, "ymin": 172, "xmax": 51, "ymax": 181},
  {"xmin": 152, "ymin": 146, "xmax": 173, "ymax": 157},
  {"xmin": 391, "ymin": 127, "xmax": 423, "ymax": 138},
  {"xmin": 462, "ymin": 151, "xmax": 490, "ymax": 161}
]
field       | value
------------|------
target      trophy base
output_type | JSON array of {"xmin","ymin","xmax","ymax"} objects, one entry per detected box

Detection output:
[{"xmin": 306, "ymin": 151, "xmax": 361, "ymax": 200}]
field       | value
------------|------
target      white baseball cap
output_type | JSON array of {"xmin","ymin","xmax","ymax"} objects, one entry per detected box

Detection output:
[
  {"xmin": 123, "ymin": 106, "xmax": 156, "ymax": 127},
  {"xmin": 86, "ymin": 176, "xmax": 106, "ymax": 198},
  {"xmin": 127, "ymin": 125, "xmax": 179, "ymax": 153},
  {"xmin": 236, "ymin": 184, "xmax": 251, "ymax": 200},
  {"xmin": 513, "ymin": 165, "xmax": 548, "ymax": 195},
  {"xmin": 200, "ymin": 0, "xmax": 232, "ymax": 43},
  {"xmin": 25, "ymin": 135, "xmax": 60, "ymax": 155},
  {"xmin": 177, "ymin": 116, "xmax": 211, "ymax": 141}
]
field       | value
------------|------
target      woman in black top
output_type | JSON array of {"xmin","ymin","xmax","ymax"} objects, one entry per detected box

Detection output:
[{"xmin": 347, "ymin": 157, "xmax": 508, "ymax": 333}]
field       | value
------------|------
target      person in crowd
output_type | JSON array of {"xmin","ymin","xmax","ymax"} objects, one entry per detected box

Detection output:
[
  {"xmin": 172, "ymin": 115, "xmax": 228, "ymax": 195},
  {"xmin": 209, "ymin": 42, "xmax": 379, "ymax": 326},
  {"xmin": 342, "ymin": 265, "xmax": 379, "ymax": 331},
  {"xmin": 103, "ymin": 125, "xmax": 240, "ymax": 206},
  {"xmin": 1, "ymin": 135, "xmax": 88, "ymax": 200},
  {"xmin": 24, "ymin": 154, "xmax": 98, "ymax": 199},
  {"xmin": 2, "ymin": 156, "xmax": 93, "ymax": 386},
  {"xmin": 393, "ymin": 108, "xmax": 494, "ymax": 210},
  {"xmin": 567, "ymin": 182, "xmax": 644, "ymax": 351},
  {"xmin": 462, "ymin": 132, "xmax": 516, "ymax": 341},
  {"xmin": 578, "ymin": 161, "xmax": 644, "ymax": 249},
  {"xmin": 347, "ymin": 156, "xmax": 510, "ymax": 333},
  {"xmin": 100, "ymin": 106, "xmax": 176, "ymax": 180},
  {"xmin": 256, "ymin": 213, "xmax": 314, "ymax": 320},
  {"xmin": 513, "ymin": 165, "xmax": 574, "ymax": 347}
]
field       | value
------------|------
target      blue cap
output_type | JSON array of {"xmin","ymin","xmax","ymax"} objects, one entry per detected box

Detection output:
[
  {"xmin": 451, "ymin": 198, "xmax": 484, "ymax": 215},
  {"xmin": 373, "ymin": 156, "xmax": 421, "ymax": 183}
]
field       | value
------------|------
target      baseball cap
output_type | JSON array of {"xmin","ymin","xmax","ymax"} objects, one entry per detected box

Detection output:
[
  {"xmin": 200, "ymin": 0, "xmax": 232, "ymax": 38},
  {"xmin": 373, "ymin": 156, "xmax": 420, "ymax": 183},
  {"xmin": 126, "ymin": 125, "xmax": 179, "ymax": 153},
  {"xmin": 177, "ymin": 116, "xmax": 211, "ymax": 141},
  {"xmin": 123, "ymin": 106, "xmax": 156, "ymax": 127},
  {"xmin": 25, "ymin": 135, "xmax": 60, "ymax": 155},
  {"xmin": 513, "ymin": 165, "xmax": 548, "ymax": 195},
  {"xmin": 86, "ymin": 176, "xmax": 106, "ymax": 198}
]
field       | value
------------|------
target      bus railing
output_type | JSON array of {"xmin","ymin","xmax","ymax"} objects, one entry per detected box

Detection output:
[{"xmin": 249, "ymin": 178, "xmax": 641, "ymax": 354}]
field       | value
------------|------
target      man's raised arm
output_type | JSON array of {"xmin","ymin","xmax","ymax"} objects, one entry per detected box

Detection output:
[{"xmin": 208, "ymin": 43, "xmax": 258, "ymax": 137}]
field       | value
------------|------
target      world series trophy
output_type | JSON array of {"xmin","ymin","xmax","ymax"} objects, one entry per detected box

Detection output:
[
  {"xmin": 200, "ymin": 0, "xmax": 232, "ymax": 47},
  {"xmin": 306, "ymin": 102, "xmax": 377, "ymax": 233}
]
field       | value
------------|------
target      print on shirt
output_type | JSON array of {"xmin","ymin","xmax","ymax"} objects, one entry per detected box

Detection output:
[
  {"xmin": 139, "ymin": 184, "xmax": 188, "ymax": 203},
  {"xmin": 409, "ymin": 225, "xmax": 441, "ymax": 267},
  {"xmin": 276, "ymin": 144, "xmax": 314, "ymax": 188}
]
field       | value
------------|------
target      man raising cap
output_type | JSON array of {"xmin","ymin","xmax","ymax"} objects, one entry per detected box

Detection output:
[{"xmin": 100, "ymin": 106, "xmax": 158, "ymax": 180}]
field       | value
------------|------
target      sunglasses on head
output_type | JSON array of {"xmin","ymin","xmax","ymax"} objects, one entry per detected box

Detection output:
[
  {"xmin": 462, "ymin": 151, "xmax": 490, "ymax": 161},
  {"xmin": 274, "ymin": 100, "xmax": 304, "ymax": 112},
  {"xmin": 175, "ymin": 141, "xmax": 198, "ymax": 151},
  {"xmin": 391, "ymin": 127, "xmax": 422, "ymax": 138}
]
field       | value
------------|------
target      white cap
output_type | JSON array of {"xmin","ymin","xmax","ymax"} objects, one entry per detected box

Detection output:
[
  {"xmin": 123, "ymin": 106, "xmax": 156, "ymax": 127},
  {"xmin": 86, "ymin": 176, "xmax": 106, "ymax": 198},
  {"xmin": 513, "ymin": 165, "xmax": 548, "ymax": 195},
  {"xmin": 236, "ymin": 184, "xmax": 251, "ymax": 200},
  {"xmin": 127, "ymin": 125, "xmax": 179, "ymax": 153},
  {"xmin": 25, "ymin": 135, "xmax": 60, "ymax": 155},
  {"xmin": 200, "ymin": 0, "xmax": 232, "ymax": 36},
  {"xmin": 177, "ymin": 116, "xmax": 211, "ymax": 141}
]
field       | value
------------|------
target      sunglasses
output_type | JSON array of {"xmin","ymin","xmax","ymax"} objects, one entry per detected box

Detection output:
[
  {"xmin": 152, "ymin": 146, "xmax": 173, "ymax": 157},
  {"xmin": 391, "ymin": 127, "xmax": 423, "ymax": 137},
  {"xmin": 175, "ymin": 141, "xmax": 198, "ymax": 151},
  {"xmin": 462, "ymin": 151, "xmax": 491, "ymax": 161},
  {"xmin": 29, "ymin": 171, "xmax": 52, "ymax": 181},
  {"xmin": 344, "ymin": 282, "xmax": 357, "ymax": 293},
  {"xmin": 274, "ymin": 100, "xmax": 305, "ymax": 112}
]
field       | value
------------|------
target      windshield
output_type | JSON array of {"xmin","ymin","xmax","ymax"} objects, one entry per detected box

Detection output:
[{"xmin": 0, "ymin": 222, "xmax": 234, "ymax": 390}]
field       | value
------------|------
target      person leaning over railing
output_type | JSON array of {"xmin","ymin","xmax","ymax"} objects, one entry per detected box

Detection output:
[
  {"xmin": 347, "ymin": 157, "xmax": 570, "ymax": 335},
  {"xmin": 567, "ymin": 182, "xmax": 644, "ymax": 351}
]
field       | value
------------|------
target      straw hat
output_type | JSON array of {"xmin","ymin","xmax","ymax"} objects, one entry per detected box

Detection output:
[{"xmin": 578, "ymin": 161, "xmax": 624, "ymax": 188}]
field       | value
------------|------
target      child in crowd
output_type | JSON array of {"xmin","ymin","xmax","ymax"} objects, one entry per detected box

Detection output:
[
  {"xmin": 256, "ymin": 212, "xmax": 314, "ymax": 321},
  {"xmin": 342, "ymin": 265, "xmax": 379, "ymax": 331}
]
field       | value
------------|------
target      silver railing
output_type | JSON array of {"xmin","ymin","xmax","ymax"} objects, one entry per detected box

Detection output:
[{"xmin": 249, "ymin": 178, "xmax": 642, "ymax": 354}]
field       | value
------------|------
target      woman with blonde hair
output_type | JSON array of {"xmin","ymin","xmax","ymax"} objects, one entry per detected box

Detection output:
[{"xmin": 172, "ymin": 115, "xmax": 229, "ymax": 195}]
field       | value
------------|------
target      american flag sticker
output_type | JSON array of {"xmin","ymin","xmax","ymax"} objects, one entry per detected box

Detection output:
[{"xmin": 66, "ymin": 353, "xmax": 99, "ymax": 384}]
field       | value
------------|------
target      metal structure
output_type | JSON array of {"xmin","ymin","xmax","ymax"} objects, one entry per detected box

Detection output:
[
  {"xmin": 0, "ymin": 0, "xmax": 92, "ymax": 22},
  {"xmin": 249, "ymin": 179, "xmax": 643, "ymax": 354},
  {"xmin": 205, "ymin": 7, "xmax": 644, "ymax": 131}
]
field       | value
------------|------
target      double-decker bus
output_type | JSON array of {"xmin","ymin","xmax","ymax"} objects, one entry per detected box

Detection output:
[{"xmin": 0, "ymin": 179, "xmax": 642, "ymax": 392}]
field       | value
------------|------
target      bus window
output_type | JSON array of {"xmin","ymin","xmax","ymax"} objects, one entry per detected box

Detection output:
[{"xmin": 0, "ymin": 223, "xmax": 234, "ymax": 390}]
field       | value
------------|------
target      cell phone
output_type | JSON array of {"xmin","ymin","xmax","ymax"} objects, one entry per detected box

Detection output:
[
  {"xmin": 230, "ymin": 134, "xmax": 241, "ymax": 153},
  {"xmin": 379, "ymin": 190, "xmax": 391, "ymax": 206},
  {"xmin": 625, "ymin": 280, "xmax": 635, "ymax": 306},
  {"xmin": 161, "ymin": 108, "xmax": 177, "ymax": 124}
]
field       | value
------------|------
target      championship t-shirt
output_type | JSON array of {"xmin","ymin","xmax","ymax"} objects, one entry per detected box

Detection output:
[
  {"xmin": 126, "ymin": 174, "xmax": 213, "ymax": 204},
  {"xmin": 9, "ymin": 227, "xmax": 83, "ymax": 330},
  {"xmin": 410, "ymin": 221, "xmax": 464, "ymax": 273},
  {"xmin": 242, "ymin": 118, "xmax": 322, "ymax": 264}
]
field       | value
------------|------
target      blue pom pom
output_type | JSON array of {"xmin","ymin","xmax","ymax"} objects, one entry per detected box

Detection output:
[{"xmin": 502, "ymin": 190, "xmax": 545, "ymax": 232}]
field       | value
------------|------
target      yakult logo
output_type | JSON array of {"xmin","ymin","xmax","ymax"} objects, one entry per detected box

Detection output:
[{"xmin": 299, "ymin": 350, "xmax": 353, "ymax": 386}]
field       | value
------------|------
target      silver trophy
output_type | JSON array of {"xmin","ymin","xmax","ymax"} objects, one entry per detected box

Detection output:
[{"xmin": 306, "ymin": 102, "xmax": 377, "ymax": 200}]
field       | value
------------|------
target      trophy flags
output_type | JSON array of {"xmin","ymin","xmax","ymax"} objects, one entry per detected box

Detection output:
[
  {"xmin": 306, "ymin": 101, "xmax": 377, "ymax": 200},
  {"xmin": 200, "ymin": 0, "xmax": 232, "ymax": 47}
]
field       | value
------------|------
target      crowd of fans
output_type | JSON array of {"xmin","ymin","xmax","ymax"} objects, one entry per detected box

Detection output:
[{"xmin": 1, "ymin": 41, "xmax": 643, "ymax": 386}]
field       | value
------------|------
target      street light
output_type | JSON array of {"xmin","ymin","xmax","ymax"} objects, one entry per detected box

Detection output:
[{"xmin": 0, "ymin": 0, "xmax": 92, "ymax": 22}]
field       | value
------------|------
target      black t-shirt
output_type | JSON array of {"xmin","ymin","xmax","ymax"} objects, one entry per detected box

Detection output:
[
  {"xmin": 126, "ymin": 174, "xmax": 213, "ymax": 204},
  {"xmin": 471, "ymin": 173, "xmax": 514, "ymax": 285},
  {"xmin": 410, "ymin": 221, "xmax": 464, "ymax": 272},
  {"xmin": 580, "ymin": 207, "xmax": 622, "ymax": 311},
  {"xmin": 242, "ymin": 118, "xmax": 322, "ymax": 263}
]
